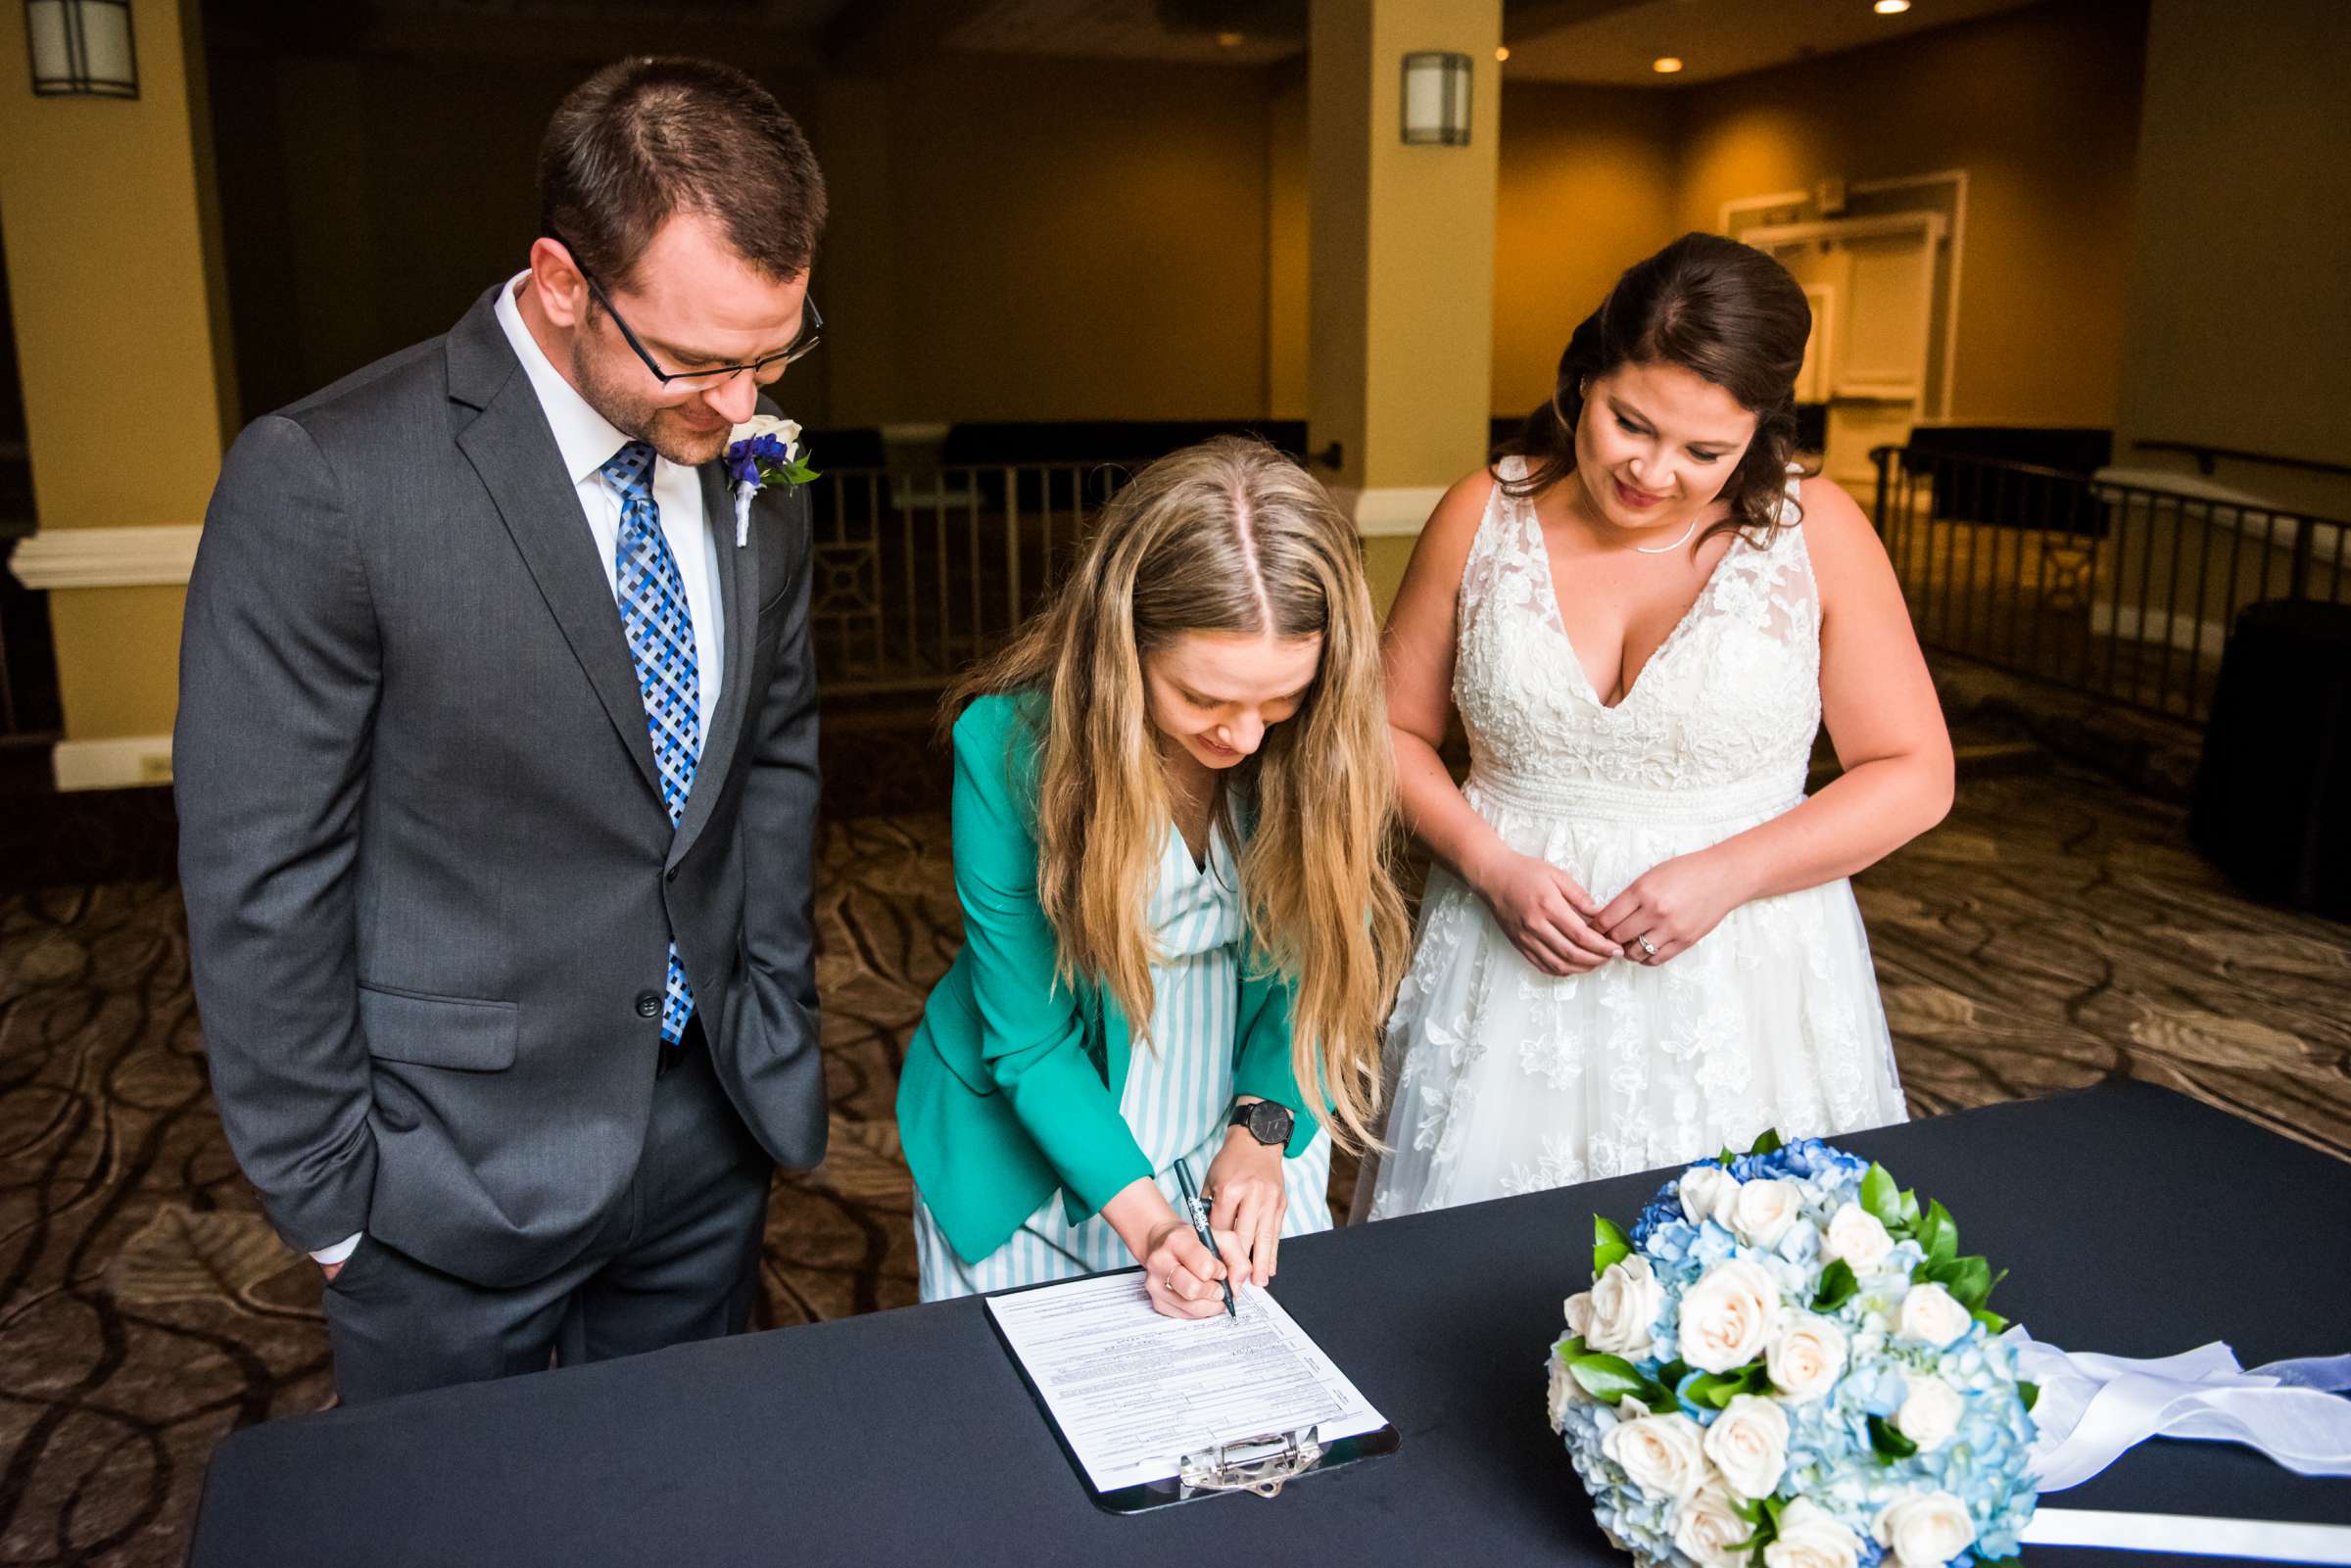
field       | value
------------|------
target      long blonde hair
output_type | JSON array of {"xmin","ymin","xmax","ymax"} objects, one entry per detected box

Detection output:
[{"xmin": 947, "ymin": 436, "xmax": 1408, "ymax": 1154}]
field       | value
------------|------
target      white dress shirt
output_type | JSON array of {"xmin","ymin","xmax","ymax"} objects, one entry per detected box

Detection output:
[{"xmin": 310, "ymin": 277, "xmax": 729, "ymax": 1269}]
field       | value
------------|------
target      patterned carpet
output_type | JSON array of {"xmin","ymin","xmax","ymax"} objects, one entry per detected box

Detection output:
[{"xmin": 2, "ymin": 716, "xmax": 2347, "ymax": 1565}]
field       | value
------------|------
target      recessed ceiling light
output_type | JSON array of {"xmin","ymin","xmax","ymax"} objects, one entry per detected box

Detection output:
[
  {"xmin": 1653, "ymin": 56, "xmax": 1684, "ymax": 73},
  {"xmin": 1216, "ymin": 30, "xmax": 1244, "ymax": 47},
  {"xmin": 1496, "ymin": 45, "xmax": 1511, "ymax": 63},
  {"xmin": 1875, "ymin": 0, "xmax": 1911, "ymax": 13}
]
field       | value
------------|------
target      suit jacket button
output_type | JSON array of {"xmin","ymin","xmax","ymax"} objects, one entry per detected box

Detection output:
[{"xmin": 634, "ymin": 991, "xmax": 661, "ymax": 1019}]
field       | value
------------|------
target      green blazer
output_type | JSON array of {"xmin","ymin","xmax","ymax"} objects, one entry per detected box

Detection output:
[{"xmin": 896, "ymin": 690, "xmax": 1320, "ymax": 1266}]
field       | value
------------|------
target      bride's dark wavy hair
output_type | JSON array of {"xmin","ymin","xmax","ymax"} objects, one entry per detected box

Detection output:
[{"xmin": 1500, "ymin": 232, "xmax": 1813, "ymax": 546}]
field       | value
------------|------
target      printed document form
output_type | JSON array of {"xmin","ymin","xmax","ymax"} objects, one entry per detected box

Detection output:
[{"xmin": 984, "ymin": 1271, "xmax": 1388, "ymax": 1493}]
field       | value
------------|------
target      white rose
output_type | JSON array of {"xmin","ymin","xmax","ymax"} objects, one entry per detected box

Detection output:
[
  {"xmin": 1874, "ymin": 1490, "xmax": 1976, "ymax": 1566},
  {"xmin": 1701, "ymin": 1393, "xmax": 1790, "ymax": 1499},
  {"xmin": 1679, "ymin": 1164, "xmax": 1740, "ymax": 1226},
  {"xmin": 1674, "ymin": 1483, "xmax": 1755, "ymax": 1568},
  {"xmin": 1547, "ymin": 1352, "xmax": 1583, "ymax": 1430},
  {"xmin": 1586, "ymin": 1256, "xmax": 1666, "ymax": 1356},
  {"xmin": 1678, "ymin": 1259, "xmax": 1780, "ymax": 1373},
  {"xmin": 1731, "ymin": 1178, "xmax": 1802, "ymax": 1249},
  {"xmin": 728, "ymin": 413, "xmax": 802, "ymax": 450},
  {"xmin": 1765, "ymin": 1312, "xmax": 1850, "ymax": 1404},
  {"xmin": 1895, "ymin": 1374, "xmax": 1966, "ymax": 1452},
  {"xmin": 1600, "ymin": 1409, "xmax": 1708, "ymax": 1501},
  {"xmin": 1822, "ymin": 1202, "xmax": 1895, "ymax": 1272},
  {"xmin": 1764, "ymin": 1497, "xmax": 1864, "ymax": 1568},
  {"xmin": 1896, "ymin": 1282, "xmax": 1974, "ymax": 1348},
  {"xmin": 1564, "ymin": 1291, "xmax": 1596, "ymax": 1339}
]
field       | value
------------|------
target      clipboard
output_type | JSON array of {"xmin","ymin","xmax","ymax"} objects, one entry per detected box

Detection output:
[{"xmin": 983, "ymin": 1267, "xmax": 1403, "ymax": 1514}]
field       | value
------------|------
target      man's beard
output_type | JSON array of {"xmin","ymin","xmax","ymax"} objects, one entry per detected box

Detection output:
[{"xmin": 568, "ymin": 342, "xmax": 732, "ymax": 468}]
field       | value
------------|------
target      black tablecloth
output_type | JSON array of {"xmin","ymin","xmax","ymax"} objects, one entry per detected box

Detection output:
[
  {"xmin": 189, "ymin": 1084, "xmax": 2351, "ymax": 1567},
  {"xmin": 2192, "ymin": 598, "xmax": 2351, "ymax": 918}
]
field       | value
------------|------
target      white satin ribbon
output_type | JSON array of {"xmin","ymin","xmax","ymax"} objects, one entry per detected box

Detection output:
[
  {"xmin": 1998, "ymin": 1330, "xmax": 2351, "ymax": 1562},
  {"xmin": 2023, "ymin": 1508, "xmax": 2351, "ymax": 1563},
  {"xmin": 2003, "ymin": 1329, "xmax": 2351, "ymax": 1490}
]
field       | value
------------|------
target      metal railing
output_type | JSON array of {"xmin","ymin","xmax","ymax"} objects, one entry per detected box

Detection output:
[
  {"xmin": 802, "ymin": 461, "xmax": 1139, "ymax": 694},
  {"xmin": 1871, "ymin": 446, "xmax": 2351, "ymax": 723}
]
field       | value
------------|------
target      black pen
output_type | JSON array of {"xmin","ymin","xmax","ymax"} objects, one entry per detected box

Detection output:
[{"xmin": 1173, "ymin": 1159, "xmax": 1237, "ymax": 1320}]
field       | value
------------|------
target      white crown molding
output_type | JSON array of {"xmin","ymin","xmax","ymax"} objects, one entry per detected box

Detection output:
[
  {"xmin": 51, "ymin": 734, "xmax": 174, "ymax": 792},
  {"xmin": 10, "ymin": 525, "xmax": 202, "ymax": 590},
  {"xmin": 1328, "ymin": 485, "xmax": 1447, "ymax": 539}
]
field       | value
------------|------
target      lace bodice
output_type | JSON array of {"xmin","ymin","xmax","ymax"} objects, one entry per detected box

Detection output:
[{"xmin": 1454, "ymin": 457, "xmax": 1821, "ymax": 813}]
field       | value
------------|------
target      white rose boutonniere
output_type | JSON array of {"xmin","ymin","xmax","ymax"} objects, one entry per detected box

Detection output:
[{"xmin": 724, "ymin": 414, "xmax": 814, "ymax": 546}]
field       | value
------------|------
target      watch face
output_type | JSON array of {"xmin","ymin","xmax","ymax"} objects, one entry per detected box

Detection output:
[{"xmin": 1248, "ymin": 1102, "xmax": 1293, "ymax": 1144}]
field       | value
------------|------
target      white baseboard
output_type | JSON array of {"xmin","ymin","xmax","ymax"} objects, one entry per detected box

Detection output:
[
  {"xmin": 1328, "ymin": 485, "xmax": 1448, "ymax": 539},
  {"xmin": 51, "ymin": 735, "xmax": 174, "ymax": 791},
  {"xmin": 10, "ymin": 525, "xmax": 202, "ymax": 590},
  {"xmin": 2089, "ymin": 603, "xmax": 2229, "ymax": 659}
]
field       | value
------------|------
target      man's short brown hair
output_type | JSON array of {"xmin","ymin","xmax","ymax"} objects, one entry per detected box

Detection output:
[{"xmin": 540, "ymin": 57, "xmax": 827, "ymax": 291}]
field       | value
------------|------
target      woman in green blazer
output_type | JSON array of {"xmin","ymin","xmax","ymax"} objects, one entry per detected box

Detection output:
[{"xmin": 897, "ymin": 438, "xmax": 1409, "ymax": 1316}]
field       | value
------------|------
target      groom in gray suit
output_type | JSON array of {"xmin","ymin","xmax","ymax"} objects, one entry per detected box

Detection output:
[{"xmin": 177, "ymin": 58, "xmax": 828, "ymax": 1403}]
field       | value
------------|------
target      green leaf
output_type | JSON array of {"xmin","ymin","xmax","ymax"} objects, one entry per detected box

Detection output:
[
  {"xmin": 1869, "ymin": 1414, "xmax": 1919, "ymax": 1463},
  {"xmin": 1861, "ymin": 1164, "xmax": 1902, "ymax": 1228},
  {"xmin": 1813, "ymin": 1259, "xmax": 1858, "ymax": 1312},
  {"xmin": 1593, "ymin": 1215, "xmax": 1632, "ymax": 1278},
  {"xmin": 1748, "ymin": 1128, "xmax": 1785, "ymax": 1156},
  {"xmin": 1682, "ymin": 1370, "xmax": 1748, "ymax": 1410},
  {"xmin": 1567, "ymin": 1353, "xmax": 1671, "ymax": 1409},
  {"xmin": 1917, "ymin": 1199, "xmax": 1958, "ymax": 1266},
  {"xmin": 1944, "ymin": 1256, "xmax": 1993, "ymax": 1310}
]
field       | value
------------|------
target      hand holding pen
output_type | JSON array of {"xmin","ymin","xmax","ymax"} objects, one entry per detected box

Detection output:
[{"xmin": 1175, "ymin": 1159, "xmax": 1237, "ymax": 1320}]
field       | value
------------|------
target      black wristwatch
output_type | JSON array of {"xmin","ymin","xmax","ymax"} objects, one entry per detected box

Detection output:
[{"xmin": 1228, "ymin": 1099, "xmax": 1295, "ymax": 1147}]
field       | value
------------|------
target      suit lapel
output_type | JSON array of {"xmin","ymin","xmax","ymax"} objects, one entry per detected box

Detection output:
[
  {"xmin": 447, "ymin": 290, "xmax": 663, "ymax": 805},
  {"xmin": 666, "ymin": 462, "xmax": 758, "ymax": 870}
]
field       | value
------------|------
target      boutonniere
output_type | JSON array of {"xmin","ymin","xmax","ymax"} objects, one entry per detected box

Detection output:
[{"xmin": 724, "ymin": 415, "xmax": 818, "ymax": 546}]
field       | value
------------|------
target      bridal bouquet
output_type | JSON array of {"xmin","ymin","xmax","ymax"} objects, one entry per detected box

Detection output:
[{"xmin": 1547, "ymin": 1135, "xmax": 2039, "ymax": 1567}]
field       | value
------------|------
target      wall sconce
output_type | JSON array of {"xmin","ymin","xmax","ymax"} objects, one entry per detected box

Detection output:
[
  {"xmin": 1400, "ymin": 51, "xmax": 1470, "ymax": 146},
  {"xmin": 25, "ymin": 0, "xmax": 138, "ymax": 98}
]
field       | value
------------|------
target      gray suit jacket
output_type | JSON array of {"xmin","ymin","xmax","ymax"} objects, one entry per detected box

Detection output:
[{"xmin": 176, "ymin": 285, "xmax": 826, "ymax": 1288}]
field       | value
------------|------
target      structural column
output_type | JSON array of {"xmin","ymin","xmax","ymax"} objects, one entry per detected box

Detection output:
[
  {"xmin": 0, "ymin": 0, "xmax": 234, "ymax": 787},
  {"xmin": 1308, "ymin": 0, "xmax": 1501, "ymax": 607}
]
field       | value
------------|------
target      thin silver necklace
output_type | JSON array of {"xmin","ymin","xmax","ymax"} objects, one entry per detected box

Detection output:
[{"xmin": 1632, "ymin": 517, "xmax": 1701, "ymax": 554}]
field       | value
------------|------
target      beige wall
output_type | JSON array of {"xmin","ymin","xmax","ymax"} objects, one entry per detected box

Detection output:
[
  {"xmin": 1491, "ymin": 83, "xmax": 1679, "ymax": 421},
  {"xmin": 0, "ymin": 0, "xmax": 228, "ymax": 740},
  {"xmin": 868, "ymin": 53, "xmax": 1272, "ymax": 424},
  {"xmin": 1671, "ymin": 0, "xmax": 2147, "ymax": 428},
  {"xmin": 2114, "ymin": 0, "xmax": 2351, "ymax": 519}
]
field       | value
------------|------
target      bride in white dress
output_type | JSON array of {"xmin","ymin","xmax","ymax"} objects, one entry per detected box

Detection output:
[{"xmin": 1365, "ymin": 234, "xmax": 1949, "ymax": 1218}]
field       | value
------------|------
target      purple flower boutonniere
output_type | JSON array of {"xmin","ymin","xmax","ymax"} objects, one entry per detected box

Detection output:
[{"xmin": 724, "ymin": 415, "xmax": 818, "ymax": 546}]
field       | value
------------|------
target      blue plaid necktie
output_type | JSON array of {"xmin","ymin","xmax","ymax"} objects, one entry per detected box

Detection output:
[{"xmin": 600, "ymin": 440, "xmax": 699, "ymax": 1047}]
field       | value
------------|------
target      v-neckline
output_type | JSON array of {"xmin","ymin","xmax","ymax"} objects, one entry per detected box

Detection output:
[{"xmin": 1522, "ymin": 489, "xmax": 1742, "ymax": 713}]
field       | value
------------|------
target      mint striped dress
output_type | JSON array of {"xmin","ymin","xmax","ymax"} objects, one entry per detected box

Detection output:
[{"xmin": 912, "ymin": 823, "xmax": 1334, "ymax": 1301}]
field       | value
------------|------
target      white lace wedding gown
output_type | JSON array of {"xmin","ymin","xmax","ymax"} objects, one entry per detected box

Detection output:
[{"xmin": 1365, "ymin": 460, "xmax": 1906, "ymax": 1219}]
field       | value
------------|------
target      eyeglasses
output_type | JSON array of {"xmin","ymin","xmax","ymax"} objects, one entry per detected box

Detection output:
[{"xmin": 554, "ymin": 238, "xmax": 823, "ymax": 391}]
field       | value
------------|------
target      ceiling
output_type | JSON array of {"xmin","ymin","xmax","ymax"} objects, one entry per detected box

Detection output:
[
  {"xmin": 204, "ymin": 0, "xmax": 2052, "ymax": 85},
  {"xmin": 1499, "ymin": 0, "xmax": 2044, "ymax": 86}
]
